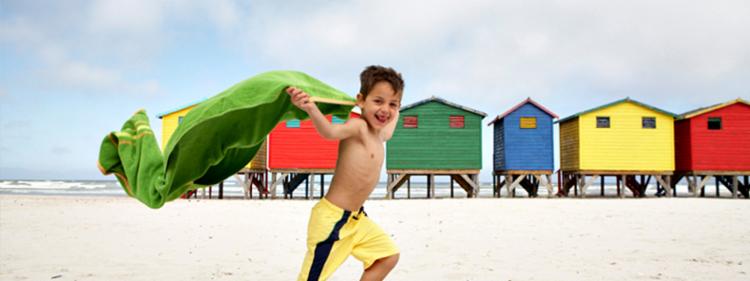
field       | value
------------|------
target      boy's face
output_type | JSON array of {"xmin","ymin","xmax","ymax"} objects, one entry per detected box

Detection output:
[{"xmin": 356, "ymin": 81, "xmax": 401, "ymax": 130}]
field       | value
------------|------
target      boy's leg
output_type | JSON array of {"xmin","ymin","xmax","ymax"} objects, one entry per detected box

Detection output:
[
  {"xmin": 298, "ymin": 240, "xmax": 353, "ymax": 281},
  {"xmin": 360, "ymin": 253, "xmax": 399, "ymax": 281},
  {"xmin": 298, "ymin": 199, "xmax": 357, "ymax": 281},
  {"xmin": 351, "ymin": 216, "xmax": 400, "ymax": 281}
]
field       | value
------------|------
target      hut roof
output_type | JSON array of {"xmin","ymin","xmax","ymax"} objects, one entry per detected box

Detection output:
[
  {"xmin": 400, "ymin": 96, "xmax": 487, "ymax": 117},
  {"xmin": 487, "ymin": 97, "xmax": 558, "ymax": 126},
  {"xmin": 677, "ymin": 98, "xmax": 750, "ymax": 120},
  {"xmin": 556, "ymin": 97, "xmax": 676, "ymax": 124}
]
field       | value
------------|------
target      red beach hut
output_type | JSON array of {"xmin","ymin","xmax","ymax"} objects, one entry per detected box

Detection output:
[
  {"xmin": 268, "ymin": 112, "xmax": 360, "ymax": 198},
  {"xmin": 674, "ymin": 98, "xmax": 750, "ymax": 198}
]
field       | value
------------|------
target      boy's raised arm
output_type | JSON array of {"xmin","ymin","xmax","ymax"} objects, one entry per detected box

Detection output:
[
  {"xmin": 379, "ymin": 110, "xmax": 399, "ymax": 142},
  {"xmin": 286, "ymin": 86, "xmax": 362, "ymax": 140}
]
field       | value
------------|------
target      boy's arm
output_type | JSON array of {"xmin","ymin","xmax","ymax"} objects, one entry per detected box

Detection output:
[
  {"xmin": 286, "ymin": 87, "xmax": 363, "ymax": 140},
  {"xmin": 379, "ymin": 110, "xmax": 399, "ymax": 142}
]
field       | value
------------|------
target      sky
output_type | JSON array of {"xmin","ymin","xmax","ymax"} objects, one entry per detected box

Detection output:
[{"xmin": 1, "ymin": 0, "xmax": 748, "ymax": 181}]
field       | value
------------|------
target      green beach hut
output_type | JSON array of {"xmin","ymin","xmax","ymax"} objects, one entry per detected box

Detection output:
[{"xmin": 386, "ymin": 96, "xmax": 487, "ymax": 199}]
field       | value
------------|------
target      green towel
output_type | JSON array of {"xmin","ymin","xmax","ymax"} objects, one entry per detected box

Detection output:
[{"xmin": 97, "ymin": 71, "xmax": 356, "ymax": 208}]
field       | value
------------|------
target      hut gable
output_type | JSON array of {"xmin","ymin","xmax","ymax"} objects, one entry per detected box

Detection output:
[
  {"xmin": 490, "ymin": 98, "xmax": 557, "ymax": 172},
  {"xmin": 675, "ymin": 99, "xmax": 750, "ymax": 172},
  {"xmin": 559, "ymin": 98, "xmax": 676, "ymax": 172},
  {"xmin": 387, "ymin": 97, "xmax": 486, "ymax": 170}
]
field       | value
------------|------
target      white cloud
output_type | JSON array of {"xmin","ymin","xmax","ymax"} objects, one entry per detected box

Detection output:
[
  {"xmin": 88, "ymin": 0, "xmax": 164, "ymax": 34},
  {"xmin": 236, "ymin": 0, "xmax": 749, "ymax": 113}
]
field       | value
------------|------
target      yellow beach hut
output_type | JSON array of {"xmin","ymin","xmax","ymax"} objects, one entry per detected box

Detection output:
[
  {"xmin": 157, "ymin": 100, "xmax": 268, "ymax": 199},
  {"xmin": 557, "ymin": 98, "xmax": 676, "ymax": 198}
]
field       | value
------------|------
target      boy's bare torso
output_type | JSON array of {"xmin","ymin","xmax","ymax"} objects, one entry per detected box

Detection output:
[{"xmin": 325, "ymin": 118, "xmax": 384, "ymax": 212}]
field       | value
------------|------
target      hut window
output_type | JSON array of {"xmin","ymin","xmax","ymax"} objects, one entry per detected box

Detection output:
[
  {"xmin": 642, "ymin": 117, "xmax": 656, "ymax": 129},
  {"xmin": 708, "ymin": 117, "xmax": 722, "ymax": 130},
  {"xmin": 178, "ymin": 116, "xmax": 184, "ymax": 124},
  {"xmin": 449, "ymin": 115, "xmax": 465, "ymax": 128},
  {"xmin": 286, "ymin": 119, "xmax": 301, "ymax": 128},
  {"xmin": 332, "ymin": 116, "xmax": 345, "ymax": 124},
  {"xmin": 403, "ymin": 116, "xmax": 418, "ymax": 128},
  {"xmin": 520, "ymin": 117, "xmax": 537, "ymax": 129},
  {"xmin": 596, "ymin": 116, "xmax": 610, "ymax": 128}
]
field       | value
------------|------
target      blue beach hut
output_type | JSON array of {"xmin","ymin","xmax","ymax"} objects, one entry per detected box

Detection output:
[{"xmin": 488, "ymin": 98, "xmax": 558, "ymax": 197}]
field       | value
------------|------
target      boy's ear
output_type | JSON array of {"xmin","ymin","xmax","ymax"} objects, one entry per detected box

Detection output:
[{"xmin": 355, "ymin": 93, "xmax": 365, "ymax": 107}]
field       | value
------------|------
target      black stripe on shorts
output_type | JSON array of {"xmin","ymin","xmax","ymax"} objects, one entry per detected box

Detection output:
[{"xmin": 307, "ymin": 209, "xmax": 351, "ymax": 281}]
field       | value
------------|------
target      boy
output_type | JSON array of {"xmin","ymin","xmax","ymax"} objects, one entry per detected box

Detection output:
[{"xmin": 286, "ymin": 65, "xmax": 404, "ymax": 281}]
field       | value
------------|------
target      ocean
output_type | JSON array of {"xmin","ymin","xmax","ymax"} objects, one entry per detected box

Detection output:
[
  {"xmin": 0, "ymin": 179, "xmax": 713, "ymax": 199},
  {"xmin": 0, "ymin": 179, "xmax": 493, "ymax": 199}
]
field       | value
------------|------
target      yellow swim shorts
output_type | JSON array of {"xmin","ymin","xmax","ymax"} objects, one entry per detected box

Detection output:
[{"xmin": 297, "ymin": 198, "xmax": 399, "ymax": 281}]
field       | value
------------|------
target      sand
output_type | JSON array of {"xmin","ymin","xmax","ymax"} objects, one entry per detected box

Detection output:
[{"xmin": 1, "ymin": 195, "xmax": 748, "ymax": 280}]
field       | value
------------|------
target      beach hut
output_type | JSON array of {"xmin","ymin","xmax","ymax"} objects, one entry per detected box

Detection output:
[
  {"xmin": 557, "ymin": 98, "xmax": 676, "ymax": 198},
  {"xmin": 159, "ymin": 101, "xmax": 358, "ymax": 200},
  {"xmin": 674, "ymin": 98, "xmax": 750, "ymax": 198},
  {"xmin": 266, "ymin": 112, "xmax": 360, "ymax": 199},
  {"xmin": 385, "ymin": 96, "xmax": 487, "ymax": 199},
  {"xmin": 158, "ymin": 100, "xmax": 268, "ymax": 199},
  {"xmin": 488, "ymin": 98, "xmax": 558, "ymax": 198}
]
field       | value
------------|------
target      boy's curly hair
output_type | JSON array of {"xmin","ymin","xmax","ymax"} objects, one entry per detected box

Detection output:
[{"xmin": 359, "ymin": 65, "xmax": 404, "ymax": 97}]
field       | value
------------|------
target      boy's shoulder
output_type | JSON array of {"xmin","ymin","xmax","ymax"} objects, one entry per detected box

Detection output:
[
  {"xmin": 342, "ymin": 117, "xmax": 368, "ymax": 140},
  {"xmin": 346, "ymin": 117, "xmax": 367, "ymax": 127}
]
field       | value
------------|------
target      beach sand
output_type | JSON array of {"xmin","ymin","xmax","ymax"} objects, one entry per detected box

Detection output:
[{"xmin": 1, "ymin": 195, "xmax": 748, "ymax": 280}]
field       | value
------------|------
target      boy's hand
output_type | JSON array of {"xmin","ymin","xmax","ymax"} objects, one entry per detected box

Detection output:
[{"xmin": 286, "ymin": 86, "xmax": 317, "ymax": 113}]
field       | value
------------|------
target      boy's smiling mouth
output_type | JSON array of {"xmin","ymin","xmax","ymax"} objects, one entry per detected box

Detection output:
[{"xmin": 375, "ymin": 113, "xmax": 388, "ymax": 124}]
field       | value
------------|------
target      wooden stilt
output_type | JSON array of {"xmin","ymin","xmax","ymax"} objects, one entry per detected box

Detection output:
[
  {"xmin": 304, "ymin": 174, "xmax": 309, "ymax": 199},
  {"xmin": 664, "ymin": 175, "xmax": 674, "ymax": 197},
  {"xmin": 600, "ymin": 176, "xmax": 605, "ymax": 196},
  {"xmin": 407, "ymin": 177, "xmax": 411, "ymax": 199},
  {"xmin": 320, "ymin": 174, "xmax": 324, "ymax": 198},
  {"xmin": 386, "ymin": 174, "xmax": 394, "ymax": 199},
  {"xmin": 505, "ymin": 175, "xmax": 513, "ymax": 198},
  {"xmin": 219, "ymin": 181, "xmax": 224, "ymax": 199},
  {"xmin": 583, "ymin": 175, "xmax": 599, "ymax": 198},
  {"xmin": 450, "ymin": 178, "xmax": 454, "ymax": 198},
  {"xmin": 619, "ymin": 176, "xmax": 625, "ymax": 198},
  {"xmin": 716, "ymin": 177, "xmax": 720, "ymax": 197},
  {"xmin": 429, "ymin": 174, "xmax": 435, "ymax": 199},
  {"xmin": 235, "ymin": 174, "xmax": 249, "ymax": 199},
  {"xmin": 251, "ymin": 172, "xmax": 260, "ymax": 199},
  {"xmin": 657, "ymin": 176, "xmax": 664, "ymax": 197},
  {"xmin": 655, "ymin": 176, "xmax": 671, "ymax": 198},
  {"xmin": 692, "ymin": 176, "xmax": 699, "ymax": 198},
  {"xmin": 493, "ymin": 174, "xmax": 497, "ymax": 197},
  {"xmin": 732, "ymin": 176, "xmax": 738, "ymax": 199},
  {"xmin": 285, "ymin": 174, "xmax": 291, "ymax": 199}
]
